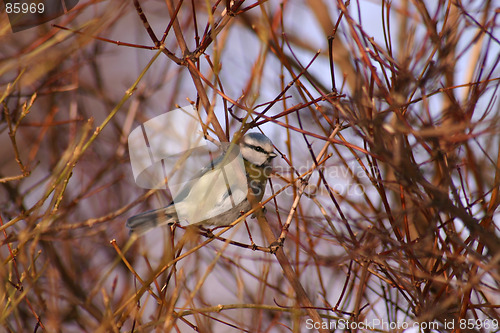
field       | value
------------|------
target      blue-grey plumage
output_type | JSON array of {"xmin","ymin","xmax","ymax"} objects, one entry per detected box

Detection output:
[{"xmin": 126, "ymin": 132, "xmax": 276, "ymax": 234}]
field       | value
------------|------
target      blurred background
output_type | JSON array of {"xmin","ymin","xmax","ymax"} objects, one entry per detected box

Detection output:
[{"xmin": 1, "ymin": 0, "xmax": 499, "ymax": 332}]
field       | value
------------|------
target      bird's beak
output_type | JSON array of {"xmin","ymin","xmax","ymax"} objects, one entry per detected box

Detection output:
[{"xmin": 269, "ymin": 152, "xmax": 277, "ymax": 159}]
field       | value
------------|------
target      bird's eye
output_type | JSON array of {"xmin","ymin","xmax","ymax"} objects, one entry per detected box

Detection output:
[{"xmin": 255, "ymin": 146, "xmax": 265, "ymax": 153}]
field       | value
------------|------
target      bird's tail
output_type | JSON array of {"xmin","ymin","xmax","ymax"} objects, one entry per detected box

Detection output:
[{"xmin": 126, "ymin": 205, "xmax": 178, "ymax": 234}]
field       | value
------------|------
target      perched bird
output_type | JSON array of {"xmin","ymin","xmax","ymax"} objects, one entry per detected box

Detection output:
[{"xmin": 126, "ymin": 132, "xmax": 276, "ymax": 234}]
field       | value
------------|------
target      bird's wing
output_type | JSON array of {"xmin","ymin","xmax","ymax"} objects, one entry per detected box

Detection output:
[
  {"xmin": 170, "ymin": 142, "xmax": 241, "ymax": 204},
  {"xmin": 169, "ymin": 151, "xmax": 225, "ymax": 204}
]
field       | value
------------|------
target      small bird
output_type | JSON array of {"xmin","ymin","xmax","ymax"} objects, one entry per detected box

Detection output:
[{"xmin": 126, "ymin": 132, "xmax": 277, "ymax": 234}]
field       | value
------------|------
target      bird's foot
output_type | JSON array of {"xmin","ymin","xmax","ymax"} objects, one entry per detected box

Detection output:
[{"xmin": 268, "ymin": 239, "xmax": 283, "ymax": 254}]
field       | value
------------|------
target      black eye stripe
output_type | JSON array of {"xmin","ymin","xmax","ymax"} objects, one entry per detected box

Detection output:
[{"xmin": 244, "ymin": 143, "xmax": 270, "ymax": 154}]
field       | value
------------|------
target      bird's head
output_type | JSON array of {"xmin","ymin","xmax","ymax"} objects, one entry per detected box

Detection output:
[{"xmin": 239, "ymin": 132, "xmax": 277, "ymax": 167}]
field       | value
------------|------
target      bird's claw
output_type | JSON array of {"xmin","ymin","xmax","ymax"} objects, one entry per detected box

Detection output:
[
  {"xmin": 251, "ymin": 206, "xmax": 267, "ymax": 218},
  {"xmin": 268, "ymin": 240, "xmax": 283, "ymax": 254}
]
